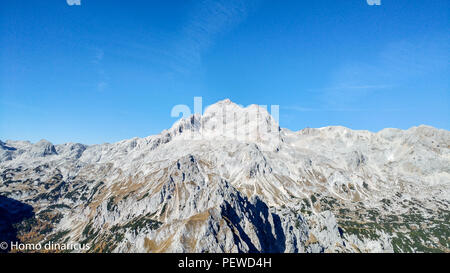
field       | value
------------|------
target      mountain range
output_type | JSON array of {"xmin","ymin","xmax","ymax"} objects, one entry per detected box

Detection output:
[{"xmin": 1, "ymin": 99, "xmax": 449, "ymax": 253}]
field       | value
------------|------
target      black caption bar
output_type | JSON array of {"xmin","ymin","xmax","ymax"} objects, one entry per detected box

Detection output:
[{"xmin": 0, "ymin": 253, "xmax": 445, "ymax": 272}]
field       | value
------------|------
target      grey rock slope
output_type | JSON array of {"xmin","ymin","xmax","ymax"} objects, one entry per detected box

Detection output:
[{"xmin": 0, "ymin": 99, "xmax": 449, "ymax": 253}]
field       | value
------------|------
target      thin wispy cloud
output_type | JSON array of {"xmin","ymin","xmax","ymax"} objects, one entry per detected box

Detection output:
[
  {"xmin": 321, "ymin": 84, "xmax": 393, "ymax": 91},
  {"xmin": 91, "ymin": 1, "xmax": 259, "ymax": 81},
  {"xmin": 282, "ymin": 105, "xmax": 408, "ymax": 113},
  {"xmin": 97, "ymin": 81, "xmax": 107, "ymax": 92},
  {"xmin": 168, "ymin": 0, "xmax": 258, "ymax": 74},
  {"xmin": 92, "ymin": 48, "xmax": 108, "ymax": 92},
  {"xmin": 319, "ymin": 35, "xmax": 450, "ymax": 107},
  {"xmin": 93, "ymin": 48, "xmax": 104, "ymax": 64},
  {"xmin": 380, "ymin": 36, "xmax": 450, "ymax": 77}
]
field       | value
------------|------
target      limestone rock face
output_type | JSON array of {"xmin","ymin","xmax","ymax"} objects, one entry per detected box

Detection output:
[{"xmin": 0, "ymin": 100, "xmax": 449, "ymax": 253}]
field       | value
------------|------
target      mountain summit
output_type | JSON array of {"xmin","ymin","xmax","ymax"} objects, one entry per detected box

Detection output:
[{"xmin": 167, "ymin": 99, "xmax": 281, "ymax": 150}]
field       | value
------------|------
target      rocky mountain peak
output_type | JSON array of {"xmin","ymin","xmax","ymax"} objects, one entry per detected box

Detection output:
[
  {"xmin": 167, "ymin": 100, "xmax": 281, "ymax": 149},
  {"xmin": 31, "ymin": 139, "xmax": 57, "ymax": 157}
]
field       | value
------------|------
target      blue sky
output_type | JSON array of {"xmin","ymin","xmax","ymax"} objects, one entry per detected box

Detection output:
[{"xmin": 1, "ymin": 0, "xmax": 449, "ymax": 144}]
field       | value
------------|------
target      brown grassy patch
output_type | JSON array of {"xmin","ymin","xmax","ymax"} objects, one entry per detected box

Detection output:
[{"xmin": 144, "ymin": 235, "xmax": 174, "ymax": 253}]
